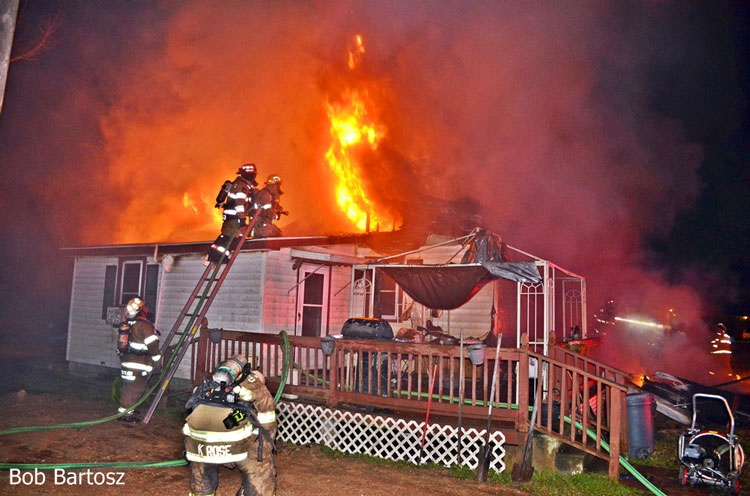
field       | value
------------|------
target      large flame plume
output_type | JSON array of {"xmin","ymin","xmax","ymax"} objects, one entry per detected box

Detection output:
[{"xmin": 325, "ymin": 36, "xmax": 388, "ymax": 231}]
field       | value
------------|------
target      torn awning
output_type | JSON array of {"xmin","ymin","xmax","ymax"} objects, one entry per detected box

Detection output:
[{"xmin": 377, "ymin": 261, "xmax": 541, "ymax": 310}]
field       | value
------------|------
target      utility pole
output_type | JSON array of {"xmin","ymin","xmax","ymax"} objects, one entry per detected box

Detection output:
[{"xmin": 0, "ymin": 0, "xmax": 19, "ymax": 116}]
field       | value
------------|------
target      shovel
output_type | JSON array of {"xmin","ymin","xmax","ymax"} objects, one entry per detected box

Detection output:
[
  {"xmin": 477, "ymin": 334, "xmax": 502, "ymax": 481},
  {"xmin": 417, "ymin": 359, "xmax": 439, "ymax": 465},
  {"xmin": 512, "ymin": 357, "xmax": 541, "ymax": 482}
]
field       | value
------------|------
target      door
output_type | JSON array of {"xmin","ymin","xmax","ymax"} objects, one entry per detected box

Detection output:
[{"xmin": 296, "ymin": 265, "xmax": 329, "ymax": 337}]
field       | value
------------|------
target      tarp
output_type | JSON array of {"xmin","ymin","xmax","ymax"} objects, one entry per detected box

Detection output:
[{"xmin": 378, "ymin": 262, "xmax": 541, "ymax": 310}]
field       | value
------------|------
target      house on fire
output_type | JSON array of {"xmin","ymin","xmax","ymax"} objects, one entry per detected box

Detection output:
[{"xmin": 61, "ymin": 229, "xmax": 589, "ymax": 381}]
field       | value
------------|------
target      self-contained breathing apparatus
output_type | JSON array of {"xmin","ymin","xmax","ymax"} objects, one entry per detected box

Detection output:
[
  {"xmin": 186, "ymin": 361, "xmax": 276, "ymax": 462},
  {"xmin": 214, "ymin": 180, "xmax": 233, "ymax": 208},
  {"xmin": 116, "ymin": 319, "xmax": 137, "ymax": 356}
]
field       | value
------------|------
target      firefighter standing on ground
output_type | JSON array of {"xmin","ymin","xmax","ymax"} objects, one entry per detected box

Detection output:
[
  {"xmin": 251, "ymin": 175, "xmax": 287, "ymax": 238},
  {"xmin": 117, "ymin": 297, "xmax": 161, "ymax": 423},
  {"xmin": 206, "ymin": 163, "xmax": 259, "ymax": 264},
  {"xmin": 184, "ymin": 354, "xmax": 277, "ymax": 496}
]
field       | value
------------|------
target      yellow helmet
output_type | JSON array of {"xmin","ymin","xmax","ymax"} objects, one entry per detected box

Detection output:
[{"xmin": 265, "ymin": 174, "xmax": 282, "ymax": 185}]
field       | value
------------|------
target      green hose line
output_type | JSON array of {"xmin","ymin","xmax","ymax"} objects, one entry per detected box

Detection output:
[
  {"xmin": 273, "ymin": 331, "xmax": 290, "ymax": 404},
  {"xmin": 566, "ymin": 415, "xmax": 667, "ymax": 496},
  {"xmin": 0, "ymin": 460, "xmax": 187, "ymax": 471},
  {"xmin": 0, "ymin": 261, "xmax": 229, "ymax": 437},
  {"xmin": 393, "ymin": 391, "xmax": 665, "ymax": 496}
]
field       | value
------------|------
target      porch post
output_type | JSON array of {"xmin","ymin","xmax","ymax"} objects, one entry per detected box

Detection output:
[{"xmin": 608, "ymin": 390, "xmax": 622, "ymax": 479}]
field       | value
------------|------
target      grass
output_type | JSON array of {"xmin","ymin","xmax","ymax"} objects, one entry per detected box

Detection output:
[
  {"xmin": 526, "ymin": 470, "xmax": 642, "ymax": 496},
  {"xmin": 315, "ymin": 444, "xmax": 642, "ymax": 495}
]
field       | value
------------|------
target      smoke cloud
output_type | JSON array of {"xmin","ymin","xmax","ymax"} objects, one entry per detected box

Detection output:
[{"xmin": 2, "ymin": 1, "xmax": 731, "ymax": 379}]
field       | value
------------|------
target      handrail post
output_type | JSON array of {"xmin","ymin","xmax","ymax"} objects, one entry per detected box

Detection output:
[
  {"xmin": 328, "ymin": 347, "xmax": 339, "ymax": 408},
  {"xmin": 517, "ymin": 350, "xmax": 530, "ymax": 433},
  {"xmin": 194, "ymin": 324, "xmax": 209, "ymax": 386},
  {"xmin": 608, "ymin": 389, "xmax": 622, "ymax": 479}
]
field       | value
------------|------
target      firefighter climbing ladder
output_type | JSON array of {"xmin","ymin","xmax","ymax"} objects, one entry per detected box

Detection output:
[{"xmin": 142, "ymin": 210, "xmax": 262, "ymax": 424}]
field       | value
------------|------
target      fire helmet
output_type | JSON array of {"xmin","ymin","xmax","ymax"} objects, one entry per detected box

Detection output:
[
  {"xmin": 212, "ymin": 354, "xmax": 249, "ymax": 385},
  {"xmin": 125, "ymin": 297, "xmax": 148, "ymax": 319},
  {"xmin": 237, "ymin": 163, "xmax": 258, "ymax": 183},
  {"xmin": 265, "ymin": 174, "xmax": 282, "ymax": 185}
]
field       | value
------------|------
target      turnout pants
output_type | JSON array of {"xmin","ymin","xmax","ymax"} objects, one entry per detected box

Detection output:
[
  {"xmin": 119, "ymin": 372, "xmax": 147, "ymax": 414},
  {"xmin": 209, "ymin": 219, "xmax": 244, "ymax": 262},
  {"xmin": 188, "ymin": 442, "xmax": 276, "ymax": 496}
]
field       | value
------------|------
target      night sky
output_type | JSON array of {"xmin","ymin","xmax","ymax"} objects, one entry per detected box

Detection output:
[{"xmin": 0, "ymin": 1, "xmax": 747, "ymax": 356}]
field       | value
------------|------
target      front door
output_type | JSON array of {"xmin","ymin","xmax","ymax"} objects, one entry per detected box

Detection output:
[{"xmin": 296, "ymin": 265, "xmax": 329, "ymax": 337}]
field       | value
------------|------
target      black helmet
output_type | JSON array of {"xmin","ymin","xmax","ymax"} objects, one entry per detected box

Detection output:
[{"xmin": 237, "ymin": 163, "xmax": 258, "ymax": 185}]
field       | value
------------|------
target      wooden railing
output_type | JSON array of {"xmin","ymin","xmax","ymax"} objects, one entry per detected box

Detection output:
[{"xmin": 192, "ymin": 329, "xmax": 627, "ymax": 478}]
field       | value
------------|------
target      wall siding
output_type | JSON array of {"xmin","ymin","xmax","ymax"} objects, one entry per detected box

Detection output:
[
  {"xmin": 67, "ymin": 257, "xmax": 121, "ymax": 369},
  {"xmin": 66, "ymin": 240, "xmax": 502, "ymax": 379}
]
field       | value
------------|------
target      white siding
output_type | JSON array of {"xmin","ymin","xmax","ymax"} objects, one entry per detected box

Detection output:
[
  {"xmin": 67, "ymin": 257, "xmax": 120, "ymax": 369},
  {"xmin": 328, "ymin": 265, "xmax": 352, "ymax": 334},
  {"xmin": 261, "ymin": 249, "xmax": 297, "ymax": 335},
  {"xmin": 157, "ymin": 252, "xmax": 264, "ymax": 379}
]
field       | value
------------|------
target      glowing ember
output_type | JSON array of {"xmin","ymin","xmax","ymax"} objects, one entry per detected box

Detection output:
[
  {"xmin": 325, "ymin": 35, "xmax": 387, "ymax": 231},
  {"xmin": 348, "ymin": 35, "xmax": 365, "ymax": 70}
]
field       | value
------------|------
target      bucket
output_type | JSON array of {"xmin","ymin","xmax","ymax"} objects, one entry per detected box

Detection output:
[
  {"xmin": 468, "ymin": 344, "xmax": 486, "ymax": 365},
  {"xmin": 320, "ymin": 336, "xmax": 336, "ymax": 356}
]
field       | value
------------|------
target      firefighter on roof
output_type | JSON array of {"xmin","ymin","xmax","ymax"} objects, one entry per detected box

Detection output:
[
  {"xmin": 251, "ymin": 174, "xmax": 287, "ymax": 238},
  {"xmin": 184, "ymin": 354, "xmax": 277, "ymax": 496},
  {"xmin": 206, "ymin": 163, "xmax": 259, "ymax": 265},
  {"xmin": 117, "ymin": 297, "xmax": 161, "ymax": 423}
]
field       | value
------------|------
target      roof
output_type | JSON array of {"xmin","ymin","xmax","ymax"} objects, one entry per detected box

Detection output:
[{"xmin": 60, "ymin": 234, "xmax": 370, "ymax": 257}]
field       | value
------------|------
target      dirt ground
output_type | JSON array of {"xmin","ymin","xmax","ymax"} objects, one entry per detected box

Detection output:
[{"xmin": 0, "ymin": 392, "xmax": 527, "ymax": 496}]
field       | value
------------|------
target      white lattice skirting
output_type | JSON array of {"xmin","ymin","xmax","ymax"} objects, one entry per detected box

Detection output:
[{"xmin": 277, "ymin": 401, "xmax": 505, "ymax": 473}]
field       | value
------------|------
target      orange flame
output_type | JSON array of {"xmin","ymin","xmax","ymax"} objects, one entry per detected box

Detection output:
[
  {"xmin": 325, "ymin": 35, "xmax": 387, "ymax": 231},
  {"xmin": 325, "ymin": 90, "xmax": 385, "ymax": 231}
]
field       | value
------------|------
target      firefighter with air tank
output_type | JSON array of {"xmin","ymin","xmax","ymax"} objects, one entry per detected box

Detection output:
[
  {"xmin": 206, "ymin": 163, "xmax": 259, "ymax": 265},
  {"xmin": 183, "ymin": 354, "xmax": 277, "ymax": 496},
  {"xmin": 116, "ymin": 297, "xmax": 161, "ymax": 424},
  {"xmin": 251, "ymin": 174, "xmax": 287, "ymax": 238}
]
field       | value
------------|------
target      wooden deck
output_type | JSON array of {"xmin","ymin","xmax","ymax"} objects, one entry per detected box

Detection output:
[{"xmin": 190, "ymin": 329, "xmax": 630, "ymax": 479}]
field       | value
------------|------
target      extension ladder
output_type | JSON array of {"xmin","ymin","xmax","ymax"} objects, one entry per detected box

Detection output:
[{"xmin": 142, "ymin": 209, "xmax": 261, "ymax": 424}]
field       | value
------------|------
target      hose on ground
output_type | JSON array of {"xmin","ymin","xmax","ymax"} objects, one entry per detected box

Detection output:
[{"xmin": 0, "ymin": 331, "xmax": 292, "ymax": 472}]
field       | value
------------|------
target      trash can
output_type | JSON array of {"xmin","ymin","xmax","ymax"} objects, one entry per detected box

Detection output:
[{"xmin": 626, "ymin": 393, "xmax": 656, "ymax": 459}]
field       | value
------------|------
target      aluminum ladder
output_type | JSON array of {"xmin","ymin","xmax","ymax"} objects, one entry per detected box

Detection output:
[{"xmin": 142, "ymin": 209, "xmax": 261, "ymax": 424}]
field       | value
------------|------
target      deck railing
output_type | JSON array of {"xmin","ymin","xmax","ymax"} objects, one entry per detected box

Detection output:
[{"xmin": 192, "ymin": 329, "xmax": 626, "ymax": 478}]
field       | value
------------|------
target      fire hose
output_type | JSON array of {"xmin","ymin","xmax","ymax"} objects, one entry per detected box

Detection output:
[{"xmin": 0, "ymin": 331, "xmax": 291, "ymax": 472}]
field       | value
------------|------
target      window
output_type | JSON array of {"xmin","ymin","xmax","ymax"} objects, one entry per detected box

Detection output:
[
  {"xmin": 101, "ymin": 260, "xmax": 160, "ymax": 322},
  {"xmin": 120, "ymin": 261, "xmax": 143, "ymax": 305}
]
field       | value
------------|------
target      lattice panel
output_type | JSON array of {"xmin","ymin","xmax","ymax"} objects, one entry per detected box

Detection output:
[{"xmin": 277, "ymin": 402, "xmax": 505, "ymax": 473}]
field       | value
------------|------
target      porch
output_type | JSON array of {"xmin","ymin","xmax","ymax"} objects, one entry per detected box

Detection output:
[{"xmin": 190, "ymin": 329, "xmax": 631, "ymax": 478}]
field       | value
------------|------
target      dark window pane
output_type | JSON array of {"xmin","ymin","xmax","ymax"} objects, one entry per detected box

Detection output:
[
  {"xmin": 379, "ymin": 291, "xmax": 395, "ymax": 315},
  {"xmin": 301, "ymin": 306, "xmax": 322, "ymax": 337},
  {"xmin": 102, "ymin": 265, "xmax": 117, "ymax": 319},
  {"xmin": 303, "ymin": 273, "xmax": 324, "ymax": 305},
  {"xmin": 120, "ymin": 262, "xmax": 141, "ymax": 304},
  {"xmin": 144, "ymin": 264, "xmax": 159, "ymax": 323}
]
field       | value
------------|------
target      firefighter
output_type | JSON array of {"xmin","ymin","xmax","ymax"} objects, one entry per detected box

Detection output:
[
  {"xmin": 251, "ymin": 174, "xmax": 288, "ymax": 238},
  {"xmin": 206, "ymin": 163, "xmax": 259, "ymax": 265},
  {"xmin": 184, "ymin": 354, "xmax": 277, "ymax": 496},
  {"xmin": 710, "ymin": 323, "xmax": 732, "ymax": 355},
  {"xmin": 117, "ymin": 297, "xmax": 161, "ymax": 423}
]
